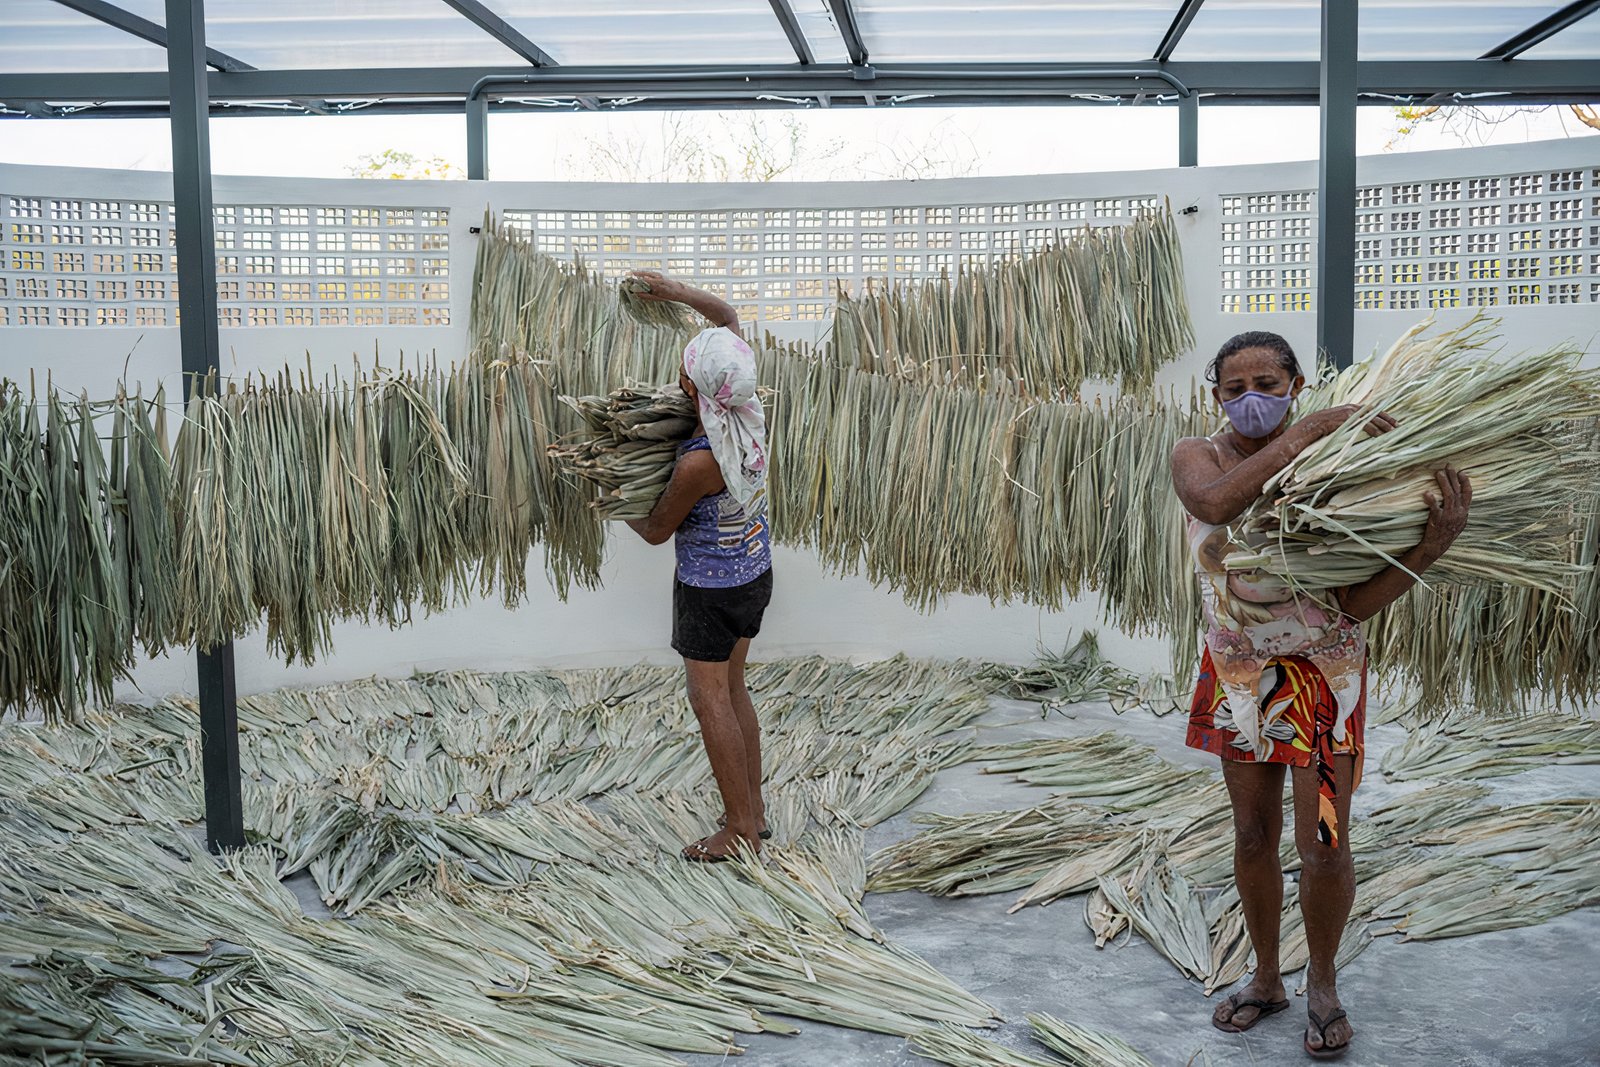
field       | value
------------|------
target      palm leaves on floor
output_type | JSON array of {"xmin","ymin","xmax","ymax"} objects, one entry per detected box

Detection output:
[
  {"xmin": 1380, "ymin": 711, "xmax": 1600, "ymax": 781},
  {"xmin": 0, "ymin": 656, "xmax": 1003, "ymax": 1065},
  {"xmin": 870, "ymin": 728, "xmax": 1600, "ymax": 996}
]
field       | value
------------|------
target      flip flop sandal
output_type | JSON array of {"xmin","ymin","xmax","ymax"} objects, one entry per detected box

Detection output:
[
  {"xmin": 1212, "ymin": 993, "xmax": 1291, "ymax": 1033},
  {"xmin": 716, "ymin": 814, "xmax": 773, "ymax": 840},
  {"xmin": 1304, "ymin": 1007, "xmax": 1351, "ymax": 1060},
  {"xmin": 681, "ymin": 841, "xmax": 730, "ymax": 864}
]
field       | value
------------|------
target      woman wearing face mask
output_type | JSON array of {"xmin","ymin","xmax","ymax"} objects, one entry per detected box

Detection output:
[
  {"xmin": 1170, "ymin": 332, "xmax": 1470, "ymax": 1061},
  {"xmin": 623, "ymin": 272, "xmax": 773, "ymax": 864}
]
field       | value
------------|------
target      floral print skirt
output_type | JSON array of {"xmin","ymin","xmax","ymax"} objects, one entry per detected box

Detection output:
[{"xmin": 1187, "ymin": 647, "xmax": 1367, "ymax": 848}]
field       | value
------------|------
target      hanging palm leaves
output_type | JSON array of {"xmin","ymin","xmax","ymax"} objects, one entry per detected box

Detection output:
[
  {"xmin": 827, "ymin": 203, "xmax": 1193, "ymax": 393},
  {"xmin": 0, "ymin": 383, "xmax": 147, "ymax": 719}
]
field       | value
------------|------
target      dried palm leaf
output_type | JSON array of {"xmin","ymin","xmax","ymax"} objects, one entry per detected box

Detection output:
[
  {"xmin": 909, "ymin": 1024, "xmax": 1061, "ymax": 1067},
  {"xmin": 1027, "ymin": 1012, "xmax": 1156, "ymax": 1067},
  {"xmin": 618, "ymin": 276, "xmax": 698, "ymax": 332}
]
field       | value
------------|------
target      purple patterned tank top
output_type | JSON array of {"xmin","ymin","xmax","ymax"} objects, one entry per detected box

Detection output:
[{"xmin": 673, "ymin": 437, "xmax": 772, "ymax": 588}]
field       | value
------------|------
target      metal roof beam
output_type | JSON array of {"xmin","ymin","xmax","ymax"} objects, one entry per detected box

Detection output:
[
  {"xmin": 767, "ymin": 0, "xmax": 816, "ymax": 64},
  {"xmin": 828, "ymin": 0, "xmax": 869, "ymax": 66},
  {"xmin": 15, "ymin": 91, "xmax": 1600, "ymax": 119},
  {"xmin": 1481, "ymin": 0, "xmax": 1600, "ymax": 60},
  {"xmin": 2, "ymin": 61, "xmax": 1597, "ymax": 105},
  {"xmin": 438, "ymin": 0, "xmax": 558, "ymax": 66},
  {"xmin": 1154, "ymin": 0, "xmax": 1207, "ymax": 62},
  {"xmin": 52, "ymin": 0, "xmax": 255, "ymax": 71}
]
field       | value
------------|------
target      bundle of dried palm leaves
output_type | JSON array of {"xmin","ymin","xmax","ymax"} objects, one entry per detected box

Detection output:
[
  {"xmin": 1366, "ymin": 437, "xmax": 1600, "ymax": 711},
  {"xmin": 548, "ymin": 383, "xmax": 698, "ymax": 519},
  {"xmin": 1227, "ymin": 315, "xmax": 1600, "ymax": 597},
  {"xmin": 618, "ymin": 275, "xmax": 699, "ymax": 332},
  {"xmin": 828, "ymin": 204, "xmax": 1192, "ymax": 393}
]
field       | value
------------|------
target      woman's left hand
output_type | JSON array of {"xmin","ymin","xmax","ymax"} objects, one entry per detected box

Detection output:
[{"xmin": 1418, "ymin": 466, "xmax": 1471, "ymax": 562}]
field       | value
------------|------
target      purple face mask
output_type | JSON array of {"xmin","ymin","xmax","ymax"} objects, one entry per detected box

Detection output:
[{"xmin": 1221, "ymin": 389, "xmax": 1295, "ymax": 439}]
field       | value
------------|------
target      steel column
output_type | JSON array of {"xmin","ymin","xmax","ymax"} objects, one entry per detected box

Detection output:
[
  {"xmin": 1178, "ymin": 93, "xmax": 1198, "ymax": 166},
  {"xmin": 466, "ymin": 94, "xmax": 488, "ymax": 179},
  {"xmin": 165, "ymin": 0, "xmax": 243, "ymax": 853},
  {"xmin": 1316, "ymin": 0, "xmax": 1359, "ymax": 370}
]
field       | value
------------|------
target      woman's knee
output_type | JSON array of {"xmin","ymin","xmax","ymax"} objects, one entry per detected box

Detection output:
[
  {"xmin": 685, "ymin": 671, "xmax": 734, "ymax": 712},
  {"xmin": 1295, "ymin": 835, "xmax": 1352, "ymax": 879},
  {"xmin": 1233, "ymin": 815, "xmax": 1280, "ymax": 858}
]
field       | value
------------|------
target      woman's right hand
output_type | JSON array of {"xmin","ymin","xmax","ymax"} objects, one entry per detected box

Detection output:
[
  {"xmin": 1301, "ymin": 404, "xmax": 1398, "ymax": 441},
  {"xmin": 627, "ymin": 270, "xmax": 688, "ymax": 303}
]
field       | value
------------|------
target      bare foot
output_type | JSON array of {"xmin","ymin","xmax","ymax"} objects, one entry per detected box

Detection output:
[{"xmin": 1212, "ymin": 974, "xmax": 1288, "ymax": 1033}]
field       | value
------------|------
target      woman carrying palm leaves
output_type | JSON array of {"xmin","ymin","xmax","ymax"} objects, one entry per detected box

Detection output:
[
  {"xmin": 624, "ymin": 273, "xmax": 774, "ymax": 864},
  {"xmin": 1171, "ymin": 331, "xmax": 1470, "ymax": 1060}
]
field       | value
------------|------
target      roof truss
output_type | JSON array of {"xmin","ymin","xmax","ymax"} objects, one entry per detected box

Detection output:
[{"xmin": 3, "ymin": 59, "xmax": 1597, "ymax": 118}]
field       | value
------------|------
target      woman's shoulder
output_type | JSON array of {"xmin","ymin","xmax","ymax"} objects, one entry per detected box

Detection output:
[
  {"xmin": 1172, "ymin": 433, "xmax": 1223, "ymax": 462},
  {"xmin": 673, "ymin": 443, "xmax": 726, "ymax": 492}
]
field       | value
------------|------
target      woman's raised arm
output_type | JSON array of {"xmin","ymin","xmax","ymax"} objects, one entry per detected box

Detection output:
[{"xmin": 1172, "ymin": 405, "xmax": 1391, "ymax": 526}]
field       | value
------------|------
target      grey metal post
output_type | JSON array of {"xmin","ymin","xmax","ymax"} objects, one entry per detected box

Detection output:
[
  {"xmin": 1316, "ymin": 0, "xmax": 1359, "ymax": 370},
  {"xmin": 467, "ymin": 94, "xmax": 488, "ymax": 179},
  {"xmin": 1178, "ymin": 93, "xmax": 1198, "ymax": 167},
  {"xmin": 165, "ymin": 0, "xmax": 244, "ymax": 852}
]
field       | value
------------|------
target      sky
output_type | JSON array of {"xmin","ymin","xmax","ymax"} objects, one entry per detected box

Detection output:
[{"xmin": 1, "ymin": 103, "xmax": 1593, "ymax": 181}]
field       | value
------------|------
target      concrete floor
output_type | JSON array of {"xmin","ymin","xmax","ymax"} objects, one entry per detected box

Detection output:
[{"xmin": 682, "ymin": 696, "xmax": 1600, "ymax": 1067}]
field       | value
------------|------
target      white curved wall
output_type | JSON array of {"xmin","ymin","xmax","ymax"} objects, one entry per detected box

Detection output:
[{"xmin": 2, "ymin": 138, "xmax": 1596, "ymax": 701}]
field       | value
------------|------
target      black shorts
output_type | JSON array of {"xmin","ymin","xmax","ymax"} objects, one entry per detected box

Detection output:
[{"xmin": 671, "ymin": 568, "xmax": 773, "ymax": 663}]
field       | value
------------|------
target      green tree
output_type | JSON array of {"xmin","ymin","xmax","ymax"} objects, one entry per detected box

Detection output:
[
  {"xmin": 344, "ymin": 149, "xmax": 465, "ymax": 180},
  {"xmin": 563, "ymin": 111, "xmax": 978, "ymax": 183},
  {"xmin": 1387, "ymin": 103, "xmax": 1599, "ymax": 149}
]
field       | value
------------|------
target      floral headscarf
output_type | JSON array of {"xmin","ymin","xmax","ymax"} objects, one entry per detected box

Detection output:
[{"xmin": 682, "ymin": 326, "xmax": 767, "ymax": 511}]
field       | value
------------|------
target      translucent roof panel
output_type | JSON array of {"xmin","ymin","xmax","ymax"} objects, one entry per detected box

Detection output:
[
  {"xmin": 2, "ymin": 0, "xmax": 1596, "ymax": 91},
  {"xmin": 852, "ymin": 0, "xmax": 1178, "ymax": 63},
  {"xmin": 0, "ymin": 0, "xmax": 172, "ymax": 73},
  {"xmin": 1361, "ymin": 1, "xmax": 1592, "ymax": 60},
  {"xmin": 1172, "ymin": 0, "xmax": 1587, "ymax": 61},
  {"xmin": 1521, "ymin": 11, "xmax": 1600, "ymax": 60},
  {"xmin": 195, "ymin": 0, "xmax": 528, "ymax": 70},
  {"xmin": 494, "ymin": 1, "xmax": 839, "ymax": 66}
]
